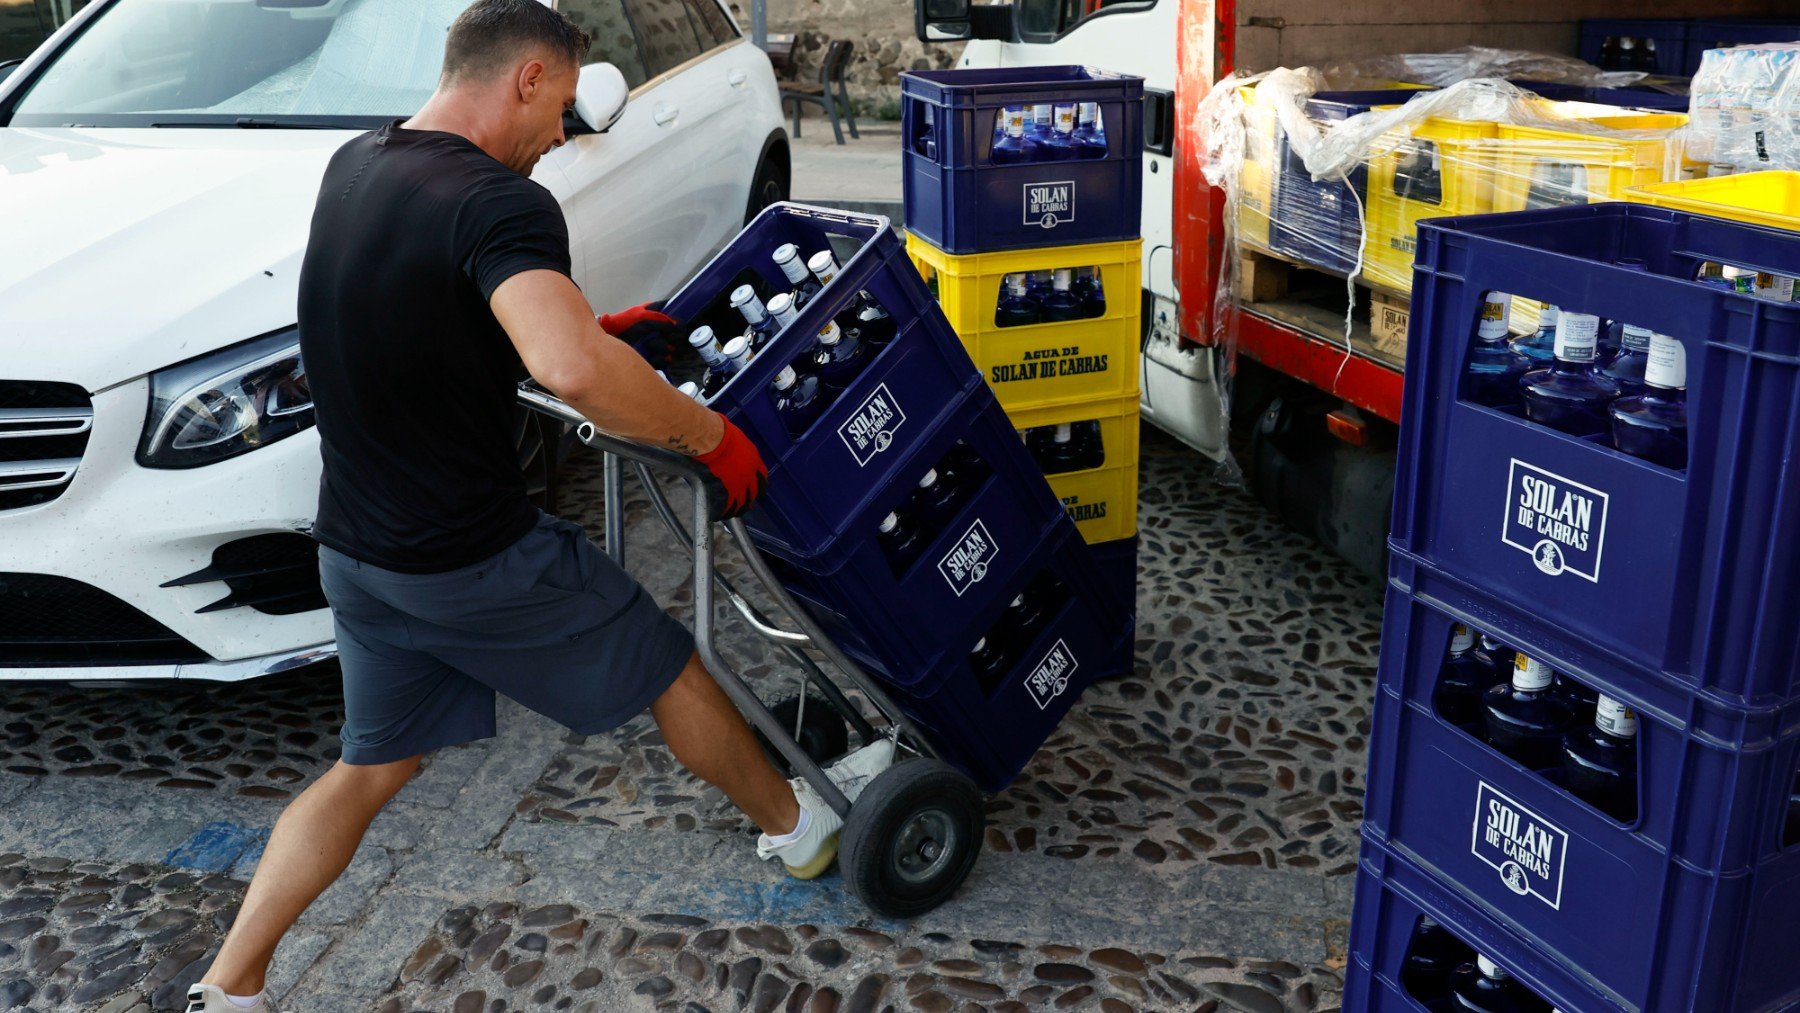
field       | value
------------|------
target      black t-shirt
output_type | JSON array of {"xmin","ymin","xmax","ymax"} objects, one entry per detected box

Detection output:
[{"xmin": 298, "ymin": 121, "xmax": 571, "ymax": 573}]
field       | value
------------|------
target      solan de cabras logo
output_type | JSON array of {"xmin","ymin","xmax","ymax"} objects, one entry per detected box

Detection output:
[
  {"xmin": 1471, "ymin": 782, "xmax": 1568, "ymax": 909},
  {"xmin": 1023, "ymin": 180, "xmax": 1075, "ymax": 229},
  {"xmin": 837, "ymin": 384, "xmax": 907, "ymax": 467},
  {"xmin": 1501, "ymin": 460, "xmax": 1609, "ymax": 582},
  {"xmin": 1024, "ymin": 639, "xmax": 1078, "ymax": 710},
  {"xmin": 937, "ymin": 520, "xmax": 998, "ymax": 597}
]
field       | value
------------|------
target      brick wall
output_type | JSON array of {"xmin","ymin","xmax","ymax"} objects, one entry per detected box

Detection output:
[{"xmin": 727, "ymin": 0, "xmax": 965, "ymax": 113}]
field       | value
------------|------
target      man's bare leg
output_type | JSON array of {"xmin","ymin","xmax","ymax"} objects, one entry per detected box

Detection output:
[
  {"xmin": 198, "ymin": 755, "xmax": 422, "ymax": 996},
  {"xmin": 651, "ymin": 652, "xmax": 800, "ymax": 835}
]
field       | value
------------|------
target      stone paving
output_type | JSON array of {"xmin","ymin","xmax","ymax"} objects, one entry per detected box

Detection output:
[{"xmin": 0, "ymin": 427, "xmax": 1380, "ymax": 1011}]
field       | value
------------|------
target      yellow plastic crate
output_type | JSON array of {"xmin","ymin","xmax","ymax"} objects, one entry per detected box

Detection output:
[
  {"xmin": 1625, "ymin": 171, "xmax": 1800, "ymax": 232},
  {"xmin": 1489, "ymin": 110, "xmax": 1689, "ymax": 213},
  {"xmin": 907, "ymin": 234, "xmax": 1142, "ymax": 413},
  {"xmin": 1008, "ymin": 393, "xmax": 1140, "ymax": 544},
  {"xmin": 1237, "ymin": 84, "xmax": 1280, "ymax": 252},
  {"xmin": 1363, "ymin": 116, "xmax": 1498, "ymax": 295}
]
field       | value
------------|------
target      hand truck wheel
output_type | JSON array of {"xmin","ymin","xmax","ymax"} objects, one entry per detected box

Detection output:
[
  {"xmin": 754, "ymin": 693, "xmax": 850, "ymax": 778},
  {"xmin": 842, "ymin": 759, "xmax": 984, "ymax": 918}
]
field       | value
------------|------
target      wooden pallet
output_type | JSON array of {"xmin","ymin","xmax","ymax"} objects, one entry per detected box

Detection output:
[{"xmin": 1231, "ymin": 245, "xmax": 1411, "ymax": 367}]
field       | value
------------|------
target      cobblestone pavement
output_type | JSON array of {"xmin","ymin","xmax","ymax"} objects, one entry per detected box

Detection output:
[{"xmin": 0, "ymin": 427, "xmax": 1380, "ymax": 1012}]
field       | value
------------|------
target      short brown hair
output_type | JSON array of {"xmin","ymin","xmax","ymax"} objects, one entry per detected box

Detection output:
[{"xmin": 442, "ymin": 0, "xmax": 592, "ymax": 85}]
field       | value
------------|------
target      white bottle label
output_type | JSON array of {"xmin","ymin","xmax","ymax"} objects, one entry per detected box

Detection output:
[
  {"xmin": 1450, "ymin": 624, "xmax": 1475, "ymax": 655},
  {"xmin": 1620, "ymin": 324, "xmax": 1654, "ymax": 352},
  {"xmin": 1594, "ymin": 694, "xmax": 1638, "ymax": 738},
  {"xmin": 1478, "ymin": 294, "xmax": 1512, "ymax": 341},
  {"xmin": 1054, "ymin": 104, "xmax": 1076, "ymax": 134},
  {"xmin": 1513, "ymin": 654, "xmax": 1554, "ymax": 691},
  {"xmin": 1005, "ymin": 108, "xmax": 1025, "ymax": 138},
  {"xmin": 1539, "ymin": 303, "xmax": 1560, "ymax": 329},
  {"xmin": 775, "ymin": 245, "xmax": 809, "ymax": 285},
  {"xmin": 1554, "ymin": 312, "xmax": 1600, "ymax": 363},
  {"xmin": 1755, "ymin": 273, "xmax": 1797, "ymax": 302},
  {"xmin": 1645, "ymin": 333, "xmax": 1687, "ymax": 390}
]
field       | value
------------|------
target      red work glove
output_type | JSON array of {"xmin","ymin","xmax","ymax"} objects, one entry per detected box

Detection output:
[
  {"xmin": 693, "ymin": 414, "xmax": 768, "ymax": 520},
  {"xmin": 599, "ymin": 300, "xmax": 680, "ymax": 374}
]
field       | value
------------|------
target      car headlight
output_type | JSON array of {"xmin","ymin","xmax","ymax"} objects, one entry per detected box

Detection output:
[{"xmin": 138, "ymin": 328, "xmax": 313, "ymax": 469}]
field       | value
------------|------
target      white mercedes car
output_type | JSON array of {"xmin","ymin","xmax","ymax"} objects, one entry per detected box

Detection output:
[{"xmin": 0, "ymin": 0, "xmax": 789, "ymax": 682}]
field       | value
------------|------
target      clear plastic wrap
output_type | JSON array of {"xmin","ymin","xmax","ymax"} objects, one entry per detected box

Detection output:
[
  {"xmin": 1320, "ymin": 46, "xmax": 1649, "ymax": 91},
  {"xmin": 1688, "ymin": 44, "xmax": 1800, "ymax": 171}
]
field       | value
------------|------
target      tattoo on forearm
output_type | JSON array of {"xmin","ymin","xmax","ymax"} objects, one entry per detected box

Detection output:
[{"xmin": 665, "ymin": 433, "xmax": 700, "ymax": 456}]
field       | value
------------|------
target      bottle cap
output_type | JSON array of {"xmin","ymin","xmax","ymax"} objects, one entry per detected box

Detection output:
[
  {"xmin": 773, "ymin": 243, "xmax": 799, "ymax": 265},
  {"xmin": 676, "ymin": 381, "xmax": 701, "ymax": 399},
  {"xmin": 688, "ymin": 325, "xmax": 716, "ymax": 349},
  {"xmin": 879, "ymin": 512, "xmax": 899, "ymax": 533},
  {"xmin": 808, "ymin": 250, "xmax": 837, "ymax": 278},
  {"xmin": 1054, "ymin": 422, "xmax": 1073, "ymax": 443},
  {"xmin": 722, "ymin": 335, "xmax": 751, "ymax": 362},
  {"xmin": 1476, "ymin": 956, "xmax": 1508, "ymax": 980},
  {"xmin": 918, "ymin": 468, "xmax": 938, "ymax": 488},
  {"xmin": 767, "ymin": 292, "xmax": 795, "ymax": 322},
  {"xmin": 818, "ymin": 321, "xmax": 842, "ymax": 346},
  {"xmin": 1005, "ymin": 273, "xmax": 1026, "ymax": 294},
  {"xmin": 729, "ymin": 284, "xmax": 757, "ymax": 308},
  {"xmin": 1595, "ymin": 694, "xmax": 1639, "ymax": 739},
  {"xmin": 773, "ymin": 365, "xmax": 796, "ymax": 390},
  {"xmin": 1481, "ymin": 634, "xmax": 1502, "ymax": 650},
  {"xmin": 1513, "ymin": 654, "xmax": 1555, "ymax": 692},
  {"xmin": 1478, "ymin": 293, "xmax": 1512, "ymax": 341},
  {"xmin": 1554, "ymin": 312, "xmax": 1600, "ymax": 363},
  {"xmin": 1009, "ymin": 594, "xmax": 1025, "ymax": 608},
  {"xmin": 656, "ymin": 369, "xmax": 668, "ymax": 381},
  {"xmin": 1645, "ymin": 333, "xmax": 1686, "ymax": 390},
  {"xmin": 1450, "ymin": 623, "xmax": 1474, "ymax": 655},
  {"xmin": 1722, "ymin": 265, "xmax": 1750, "ymax": 280}
]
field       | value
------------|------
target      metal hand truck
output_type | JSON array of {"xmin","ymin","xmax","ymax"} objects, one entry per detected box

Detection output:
[{"xmin": 519, "ymin": 385, "xmax": 986, "ymax": 918}]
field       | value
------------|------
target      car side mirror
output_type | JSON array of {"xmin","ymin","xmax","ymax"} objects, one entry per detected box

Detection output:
[
  {"xmin": 915, "ymin": 0, "xmax": 1014, "ymax": 43},
  {"xmin": 571, "ymin": 62, "xmax": 629, "ymax": 135}
]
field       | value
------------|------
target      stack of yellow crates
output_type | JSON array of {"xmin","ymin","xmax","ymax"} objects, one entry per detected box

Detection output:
[{"xmin": 907, "ymin": 237, "xmax": 1142, "ymax": 550}]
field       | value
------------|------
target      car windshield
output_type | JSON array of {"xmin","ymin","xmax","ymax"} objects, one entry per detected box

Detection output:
[{"xmin": 8, "ymin": 0, "xmax": 472, "ymax": 127}]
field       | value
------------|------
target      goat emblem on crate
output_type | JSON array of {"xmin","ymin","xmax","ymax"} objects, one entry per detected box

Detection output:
[
  {"xmin": 837, "ymin": 384, "xmax": 908, "ymax": 466},
  {"xmin": 937, "ymin": 520, "xmax": 999, "ymax": 597},
  {"xmin": 1023, "ymin": 180, "xmax": 1075, "ymax": 229},
  {"xmin": 1501, "ymin": 460, "xmax": 1610, "ymax": 582},
  {"xmin": 1471, "ymin": 782, "xmax": 1569, "ymax": 909},
  {"xmin": 1024, "ymin": 639, "xmax": 1078, "ymax": 710}
]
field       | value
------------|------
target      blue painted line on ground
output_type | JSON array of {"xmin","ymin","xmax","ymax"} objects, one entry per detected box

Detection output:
[{"xmin": 166, "ymin": 821, "xmax": 270, "ymax": 874}]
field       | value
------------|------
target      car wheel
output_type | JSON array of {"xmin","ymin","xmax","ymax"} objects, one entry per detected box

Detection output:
[
  {"xmin": 514, "ymin": 406, "xmax": 561, "ymax": 512},
  {"xmin": 746, "ymin": 153, "xmax": 788, "ymax": 224}
]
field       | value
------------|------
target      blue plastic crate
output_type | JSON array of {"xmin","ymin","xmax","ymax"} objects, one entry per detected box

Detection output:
[
  {"xmin": 1392, "ymin": 203, "xmax": 1800, "ymax": 707},
  {"xmin": 1686, "ymin": 19, "xmax": 1800, "ymax": 76},
  {"xmin": 662, "ymin": 203, "xmax": 986, "ymax": 560},
  {"xmin": 1270, "ymin": 91, "xmax": 1417, "ymax": 275},
  {"xmin": 900, "ymin": 66, "xmax": 1143, "ymax": 255},
  {"xmin": 1090, "ymin": 536, "xmax": 1137, "ymax": 678},
  {"xmin": 1355, "ymin": 579, "xmax": 1800, "ymax": 1012},
  {"xmin": 758, "ymin": 394, "xmax": 1076, "ymax": 682},
  {"xmin": 1510, "ymin": 79, "xmax": 1690, "ymax": 112},
  {"xmin": 864, "ymin": 529, "xmax": 1135, "ymax": 792},
  {"xmin": 1578, "ymin": 18, "xmax": 1692, "ymax": 75}
]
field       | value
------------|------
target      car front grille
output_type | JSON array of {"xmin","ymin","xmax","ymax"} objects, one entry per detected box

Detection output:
[
  {"xmin": 0, "ymin": 380, "xmax": 93, "ymax": 513},
  {"xmin": 0, "ymin": 572, "xmax": 209, "ymax": 666},
  {"xmin": 162, "ymin": 532, "xmax": 327, "ymax": 616}
]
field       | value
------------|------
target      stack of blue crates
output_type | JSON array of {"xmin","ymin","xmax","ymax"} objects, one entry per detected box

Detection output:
[
  {"xmin": 1347, "ymin": 202, "xmax": 1800, "ymax": 1010},
  {"xmin": 662, "ymin": 203, "xmax": 1135, "ymax": 792},
  {"xmin": 1269, "ymin": 90, "xmax": 1423, "ymax": 276},
  {"xmin": 1580, "ymin": 16, "xmax": 1800, "ymax": 75}
]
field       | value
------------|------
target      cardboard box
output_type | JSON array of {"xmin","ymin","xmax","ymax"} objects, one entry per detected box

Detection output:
[{"xmin": 1371, "ymin": 289, "xmax": 1410, "ymax": 359}]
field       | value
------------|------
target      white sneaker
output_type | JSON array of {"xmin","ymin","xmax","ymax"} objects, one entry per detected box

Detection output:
[
  {"xmin": 186, "ymin": 985, "xmax": 271, "ymax": 1013},
  {"xmin": 824, "ymin": 738, "xmax": 897, "ymax": 803},
  {"xmin": 756, "ymin": 777, "xmax": 844, "ymax": 879}
]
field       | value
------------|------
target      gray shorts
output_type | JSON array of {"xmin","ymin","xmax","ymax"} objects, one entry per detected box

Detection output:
[{"xmin": 319, "ymin": 512, "xmax": 693, "ymax": 765}]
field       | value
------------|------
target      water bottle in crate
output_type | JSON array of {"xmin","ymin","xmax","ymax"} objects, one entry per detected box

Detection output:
[
  {"xmin": 1390, "ymin": 203, "xmax": 1800, "ymax": 707},
  {"xmin": 900, "ymin": 66, "xmax": 1142, "ymax": 255},
  {"xmin": 1351, "ymin": 579, "xmax": 1800, "ymax": 1011}
]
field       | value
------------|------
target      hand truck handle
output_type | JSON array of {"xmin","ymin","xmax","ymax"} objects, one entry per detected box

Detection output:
[{"xmin": 516, "ymin": 382, "xmax": 710, "ymax": 480}]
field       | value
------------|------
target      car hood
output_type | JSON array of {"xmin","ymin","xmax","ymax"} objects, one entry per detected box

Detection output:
[{"xmin": 0, "ymin": 127, "xmax": 355, "ymax": 391}]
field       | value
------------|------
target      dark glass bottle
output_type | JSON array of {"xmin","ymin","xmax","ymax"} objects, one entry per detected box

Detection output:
[
  {"xmin": 1474, "ymin": 635, "xmax": 1514, "ymax": 689},
  {"xmin": 1562, "ymin": 693, "xmax": 1639, "ymax": 821},
  {"xmin": 992, "ymin": 107, "xmax": 1041, "ymax": 165},
  {"xmin": 1465, "ymin": 291, "xmax": 1530, "ymax": 410},
  {"xmin": 853, "ymin": 301, "xmax": 897, "ymax": 349},
  {"xmin": 1449, "ymin": 956, "xmax": 1550, "ymax": 1013},
  {"xmin": 939, "ymin": 440, "xmax": 987, "ymax": 491},
  {"xmin": 809, "ymin": 320, "xmax": 866, "ymax": 394},
  {"xmin": 911, "ymin": 467, "xmax": 964, "ymax": 529},
  {"xmin": 877, "ymin": 510, "xmax": 926, "ymax": 573},
  {"xmin": 1598, "ymin": 35, "xmax": 1623, "ymax": 69},
  {"xmin": 1435, "ymin": 623, "xmax": 1487, "ymax": 726},
  {"xmin": 1508, "ymin": 303, "xmax": 1558, "ymax": 365},
  {"xmin": 1073, "ymin": 101, "xmax": 1108, "ymax": 158},
  {"xmin": 1032, "ymin": 423, "xmax": 1085, "ymax": 474},
  {"xmin": 970, "ymin": 635, "xmax": 1013, "ymax": 687},
  {"xmin": 1484, "ymin": 654, "xmax": 1576, "ymax": 769},
  {"xmin": 1025, "ymin": 270, "xmax": 1053, "ymax": 304},
  {"xmin": 1601, "ymin": 324, "xmax": 1653, "ymax": 397},
  {"xmin": 695, "ymin": 328, "xmax": 745, "ymax": 400},
  {"xmin": 1038, "ymin": 103, "xmax": 1080, "ymax": 161},
  {"xmin": 1611, "ymin": 331, "xmax": 1688, "ymax": 469},
  {"xmin": 1073, "ymin": 265, "xmax": 1106, "ymax": 318},
  {"xmin": 773, "ymin": 243, "xmax": 820, "ymax": 308},
  {"xmin": 766, "ymin": 291, "xmax": 801, "ymax": 333},
  {"xmin": 1040, "ymin": 268, "xmax": 1085, "ymax": 322},
  {"xmin": 1073, "ymin": 420, "xmax": 1105, "ymax": 470},
  {"xmin": 995, "ymin": 273, "xmax": 1043, "ymax": 328},
  {"xmin": 1520, "ymin": 311, "xmax": 1621, "ymax": 436},
  {"xmin": 1402, "ymin": 917, "xmax": 1471, "ymax": 1001},
  {"xmin": 1004, "ymin": 589, "xmax": 1051, "ymax": 646},
  {"xmin": 1553, "ymin": 674, "xmax": 1598, "ymax": 727},
  {"xmin": 771, "ymin": 365, "xmax": 826, "ymax": 436},
  {"xmin": 730, "ymin": 285, "xmax": 779, "ymax": 351}
]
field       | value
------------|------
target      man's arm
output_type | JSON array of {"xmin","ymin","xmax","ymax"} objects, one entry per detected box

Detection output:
[{"xmin": 491, "ymin": 269, "xmax": 724, "ymax": 456}]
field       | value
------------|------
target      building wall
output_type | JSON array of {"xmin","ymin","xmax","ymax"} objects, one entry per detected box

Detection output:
[{"xmin": 731, "ymin": 0, "xmax": 963, "ymax": 113}]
